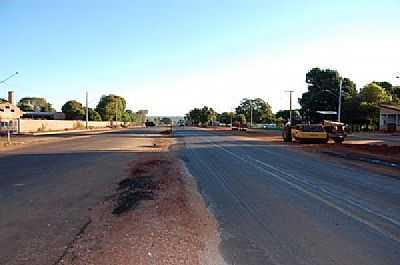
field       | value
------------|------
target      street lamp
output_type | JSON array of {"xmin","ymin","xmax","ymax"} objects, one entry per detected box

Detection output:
[
  {"xmin": 285, "ymin": 90, "xmax": 294, "ymax": 124},
  {"xmin": 250, "ymin": 103, "xmax": 253, "ymax": 128},
  {"xmin": 338, "ymin": 79, "xmax": 343, "ymax": 123},
  {"xmin": 0, "ymin": 72, "xmax": 19, "ymax": 85}
]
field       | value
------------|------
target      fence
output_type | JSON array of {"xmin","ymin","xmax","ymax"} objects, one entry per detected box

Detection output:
[{"xmin": 17, "ymin": 119, "xmax": 128, "ymax": 133}]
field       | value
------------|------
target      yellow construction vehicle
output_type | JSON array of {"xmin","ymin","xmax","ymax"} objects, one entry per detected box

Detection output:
[
  {"xmin": 283, "ymin": 121, "xmax": 346, "ymax": 144},
  {"xmin": 283, "ymin": 123, "xmax": 328, "ymax": 143}
]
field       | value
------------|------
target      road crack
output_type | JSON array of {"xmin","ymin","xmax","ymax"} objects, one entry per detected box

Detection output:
[{"xmin": 53, "ymin": 218, "xmax": 92, "ymax": 265}]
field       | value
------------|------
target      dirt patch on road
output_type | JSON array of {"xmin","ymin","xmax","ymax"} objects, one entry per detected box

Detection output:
[
  {"xmin": 299, "ymin": 143, "xmax": 400, "ymax": 177},
  {"xmin": 58, "ymin": 140, "xmax": 223, "ymax": 265}
]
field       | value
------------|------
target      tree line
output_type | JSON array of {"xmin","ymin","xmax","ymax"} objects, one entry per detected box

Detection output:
[
  {"xmin": 185, "ymin": 98, "xmax": 274, "ymax": 126},
  {"xmin": 186, "ymin": 67, "xmax": 399, "ymax": 130},
  {"xmin": 298, "ymin": 67, "xmax": 399, "ymax": 130},
  {"xmin": 14, "ymin": 94, "xmax": 147, "ymax": 123}
]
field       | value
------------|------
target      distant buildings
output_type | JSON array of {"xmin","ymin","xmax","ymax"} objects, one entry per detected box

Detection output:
[
  {"xmin": 379, "ymin": 104, "xmax": 400, "ymax": 132},
  {"xmin": 0, "ymin": 91, "xmax": 23, "ymax": 131}
]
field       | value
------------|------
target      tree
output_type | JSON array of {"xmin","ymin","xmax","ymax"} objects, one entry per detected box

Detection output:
[
  {"xmin": 275, "ymin": 109, "xmax": 301, "ymax": 122},
  {"xmin": 61, "ymin": 100, "xmax": 85, "ymax": 120},
  {"xmin": 235, "ymin": 98, "xmax": 273, "ymax": 124},
  {"xmin": 234, "ymin": 114, "xmax": 246, "ymax": 124},
  {"xmin": 186, "ymin": 106, "xmax": 217, "ymax": 125},
  {"xmin": 342, "ymin": 96, "xmax": 369, "ymax": 129},
  {"xmin": 299, "ymin": 68, "xmax": 357, "ymax": 122},
  {"xmin": 88, "ymin": 108, "xmax": 102, "ymax": 121},
  {"xmin": 18, "ymin": 97, "xmax": 55, "ymax": 112},
  {"xmin": 218, "ymin": 112, "xmax": 233, "ymax": 124},
  {"xmin": 121, "ymin": 110, "xmax": 137, "ymax": 123},
  {"xmin": 0, "ymin": 98, "xmax": 7, "ymax": 103},
  {"xmin": 359, "ymin": 102, "xmax": 380, "ymax": 130},
  {"xmin": 372, "ymin": 81, "xmax": 400, "ymax": 102},
  {"xmin": 350, "ymin": 83, "xmax": 392, "ymax": 130},
  {"xmin": 360, "ymin": 83, "xmax": 392, "ymax": 104},
  {"xmin": 135, "ymin": 110, "xmax": 148, "ymax": 124},
  {"xmin": 160, "ymin": 117, "xmax": 172, "ymax": 124},
  {"xmin": 95, "ymin": 95, "xmax": 126, "ymax": 121},
  {"xmin": 200, "ymin": 106, "xmax": 216, "ymax": 124},
  {"xmin": 186, "ymin": 108, "xmax": 202, "ymax": 125},
  {"xmin": 342, "ymin": 83, "xmax": 392, "ymax": 130}
]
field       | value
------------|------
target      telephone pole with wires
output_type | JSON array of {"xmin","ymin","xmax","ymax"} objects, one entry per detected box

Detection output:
[
  {"xmin": 85, "ymin": 91, "xmax": 89, "ymax": 129},
  {"xmin": 285, "ymin": 90, "xmax": 294, "ymax": 124}
]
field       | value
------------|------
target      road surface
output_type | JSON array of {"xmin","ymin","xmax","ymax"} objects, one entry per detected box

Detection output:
[
  {"xmin": 0, "ymin": 128, "xmax": 162, "ymax": 265},
  {"xmin": 178, "ymin": 128, "xmax": 400, "ymax": 265},
  {"xmin": 2, "ymin": 127, "xmax": 400, "ymax": 265}
]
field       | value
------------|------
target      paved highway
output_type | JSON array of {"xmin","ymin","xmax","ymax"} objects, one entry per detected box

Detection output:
[
  {"xmin": 0, "ymin": 128, "xmax": 161, "ymax": 265},
  {"xmin": 178, "ymin": 128, "xmax": 400, "ymax": 265},
  {"xmin": 1, "ymin": 127, "xmax": 400, "ymax": 265}
]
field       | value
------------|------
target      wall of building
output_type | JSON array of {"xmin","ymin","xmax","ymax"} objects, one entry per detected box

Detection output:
[
  {"xmin": 18, "ymin": 119, "xmax": 127, "ymax": 133},
  {"xmin": 380, "ymin": 108, "xmax": 400, "ymax": 131}
]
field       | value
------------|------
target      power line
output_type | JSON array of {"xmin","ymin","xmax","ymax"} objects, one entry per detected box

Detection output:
[{"xmin": 0, "ymin": 72, "xmax": 19, "ymax": 85}]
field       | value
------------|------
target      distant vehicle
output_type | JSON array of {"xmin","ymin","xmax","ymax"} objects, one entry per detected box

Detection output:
[
  {"xmin": 232, "ymin": 121, "xmax": 247, "ymax": 132},
  {"xmin": 145, "ymin": 121, "xmax": 155, "ymax": 127},
  {"xmin": 177, "ymin": 120, "xmax": 185, "ymax": 127},
  {"xmin": 263, "ymin": 123, "xmax": 277, "ymax": 129}
]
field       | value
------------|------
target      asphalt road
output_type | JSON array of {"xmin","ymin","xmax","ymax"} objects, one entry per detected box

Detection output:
[
  {"xmin": 0, "ymin": 128, "xmax": 162, "ymax": 265},
  {"xmin": 178, "ymin": 128, "xmax": 400, "ymax": 265}
]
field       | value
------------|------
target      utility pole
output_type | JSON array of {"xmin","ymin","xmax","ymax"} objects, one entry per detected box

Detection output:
[
  {"xmin": 250, "ymin": 102, "xmax": 253, "ymax": 128},
  {"xmin": 7, "ymin": 129, "xmax": 11, "ymax": 144},
  {"xmin": 115, "ymin": 100, "xmax": 118, "ymax": 124},
  {"xmin": 285, "ymin": 90, "xmax": 294, "ymax": 124},
  {"xmin": 85, "ymin": 91, "xmax": 89, "ymax": 129},
  {"xmin": 338, "ymin": 79, "xmax": 343, "ymax": 122}
]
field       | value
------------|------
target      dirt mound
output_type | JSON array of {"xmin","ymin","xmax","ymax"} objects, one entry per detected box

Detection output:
[{"xmin": 342, "ymin": 144, "xmax": 400, "ymax": 155}]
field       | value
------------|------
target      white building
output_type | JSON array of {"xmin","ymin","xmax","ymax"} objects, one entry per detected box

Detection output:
[
  {"xmin": 379, "ymin": 104, "xmax": 400, "ymax": 132},
  {"xmin": 0, "ymin": 92, "xmax": 23, "ymax": 132}
]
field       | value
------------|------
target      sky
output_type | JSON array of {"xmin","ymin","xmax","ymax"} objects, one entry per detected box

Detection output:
[{"xmin": 1, "ymin": 0, "xmax": 400, "ymax": 115}]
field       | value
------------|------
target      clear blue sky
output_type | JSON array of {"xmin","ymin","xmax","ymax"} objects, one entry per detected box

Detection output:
[{"xmin": 1, "ymin": 0, "xmax": 399, "ymax": 115}]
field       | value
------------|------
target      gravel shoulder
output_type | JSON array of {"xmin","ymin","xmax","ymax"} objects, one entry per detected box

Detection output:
[
  {"xmin": 0, "ymin": 128, "xmax": 130, "ymax": 153},
  {"xmin": 58, "ymin": 136, "xmax": 223, "ymax": 265}
]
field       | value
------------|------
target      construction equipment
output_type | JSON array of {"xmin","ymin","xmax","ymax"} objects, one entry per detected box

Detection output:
[
  {"xmin": 283, "ymin": 123, "xmax": 328, "ymax": 143},
  {"xmin": 323, "ymin": 120, "xmax": 346, "ymax": 143},
  {"xmin": 283, "ymin": 120, "xmax": 347, "ymax": 144}
]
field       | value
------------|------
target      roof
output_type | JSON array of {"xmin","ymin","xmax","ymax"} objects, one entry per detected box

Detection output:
[
  {"xmin": 23, "ymin": 111, "xmax": 59, "ymax": 116},
  {"xmin": 323, "ymin": 120, "xmax": 344, "ymax": 126},
  {"xmin": 379, "ymin": 104, "xmax": 400, "ymax": 112},
  {"xmin": 316, "ymin": 111, "xmax": 337, "ymax": 115}
]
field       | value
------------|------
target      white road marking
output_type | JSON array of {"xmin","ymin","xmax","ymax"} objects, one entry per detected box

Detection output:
[{"xmin": 204, "ymin": 137, "xmax": 400, "ymax": 244}]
